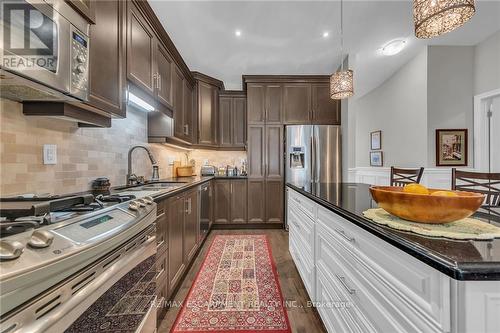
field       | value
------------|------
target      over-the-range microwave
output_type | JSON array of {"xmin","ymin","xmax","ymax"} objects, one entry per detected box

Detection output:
[{"xmin": 0, "ymin": 0, "xmax": 89, "ymax": 102}]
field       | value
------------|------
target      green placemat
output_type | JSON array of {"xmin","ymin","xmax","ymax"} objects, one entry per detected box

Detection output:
[{"xmin": 363, "ymin": 208, "xmax": 500, "ymax": 240}]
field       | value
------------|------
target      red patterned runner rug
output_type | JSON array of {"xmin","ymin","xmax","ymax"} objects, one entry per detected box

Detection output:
[{"xmin": 170, "ymin": 234, "xmax": 291, "ymax": 333}]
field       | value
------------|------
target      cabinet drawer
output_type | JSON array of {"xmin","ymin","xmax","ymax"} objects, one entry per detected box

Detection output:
[
  {"xmin": 289, "ymin": 235, "xmax": 315, "ymax": 300},
  {"xmin": 288, "ymin": 206, "xmax": 314, "ymax": 257},
  {"xmin": 317, "ymin": 206, "xmax": 451, "ymax": 332},
  {"xmin": 316, "ymin": 265, "xmax": 375, "ymax": 333},
  {"xmin": 288, "ymin": 189, "xmax": 316, "ymax": 220}
]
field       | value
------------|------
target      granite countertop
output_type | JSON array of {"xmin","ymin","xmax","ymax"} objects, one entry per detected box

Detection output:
[{"xmin": 286, "ymin": 182, "xmax": 500, "ymax": 281}]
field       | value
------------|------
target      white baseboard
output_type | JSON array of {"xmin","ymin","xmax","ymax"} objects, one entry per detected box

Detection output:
[{"xmin": 348, "ymin": 167, "xmax": 476, "ymax": 189}]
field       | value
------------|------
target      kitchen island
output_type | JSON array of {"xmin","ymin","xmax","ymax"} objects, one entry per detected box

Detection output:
[{"xmin": 286, "ymin": 182, "xmax": 500, "ymax": 333}]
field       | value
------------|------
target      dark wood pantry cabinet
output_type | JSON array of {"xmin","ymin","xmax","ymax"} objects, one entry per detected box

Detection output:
[
  {"xmin": 86, "ymin": 0, "xmax": 126, "ymax": 118},
  {"xmin": 247, "ymin": 83, "xmax": 283, "ymax": 124},
  {"xmin": 193, "ymin": 72, "xmax": 223, "ymax": 147}
]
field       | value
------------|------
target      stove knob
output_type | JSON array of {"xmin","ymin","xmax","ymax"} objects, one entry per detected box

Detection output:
[
  {"xmin": 28, "ymin": 230, "xmax": 54, "ymax": 248},
  {"xmin": 144, "ymin": 196, "xmax": 154, "ymax": 205},
  {"xmin": 136, "ymin": 199, "xmax": 146, "ymax": 207},
  {"xmin": 0, "ymin": 240, "xmax": 24, "ymax": 260},
  {"xmin": 128, "ymin": 201, "xmax": 140, "ymax": 211}
]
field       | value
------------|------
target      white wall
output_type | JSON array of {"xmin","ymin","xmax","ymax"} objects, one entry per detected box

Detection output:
[
  {"xmin": 351, "ymin": 48, "xmax": 428, "ymax": 168},
  {"xmin": 427, "ymin": 46, "xmax": 474, "ymax": 167},
  {"xmin": 474, "ymin": 30, "xmax": 500, "ymax": 95}
]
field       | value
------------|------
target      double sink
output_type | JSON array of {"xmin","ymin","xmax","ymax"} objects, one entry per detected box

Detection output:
[{"xmin": 115, "ymin": 181, "xmax": 188, "ymax": 198}]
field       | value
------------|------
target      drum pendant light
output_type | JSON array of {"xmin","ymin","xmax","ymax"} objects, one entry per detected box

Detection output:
[
  {"xmin": 413, "ymin": 0, "xmax": 476, "ymax": 39},
  {"xmin": 330, "ymin": 0, "xmax": 354, "ymax": 100}
]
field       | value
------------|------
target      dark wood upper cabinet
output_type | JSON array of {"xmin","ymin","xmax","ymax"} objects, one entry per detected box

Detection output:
[
  {"xmin": 230, "ymin": 180, "xmax": 247, "ymax": 224},
  {"xmin": 219, "ymin": 96, "xmax": 232, "ymax": 147},
  {"xmin": 247, "ymin": 84, "xmax": 265, "ymax": 124},
  {"xmin": 247, "ymin": 125, "xmax": 265, "ymax": 178},
  {"xmin": 66, "ymin": 0, "xmax": 95, "ymax": 24},
  {"xmin": 265, "ymin": 125, "xmax": 284, "ymax": 178},
  {"xmin": 233, "ymin": 96, "xmax": 247, "ymax": 147},
  {"xmin": 87, "ymin": 0, "xmax": 125, "ymax": 117},
  {"xmin": 156, "ymin": 42, "xmax": 173, "ymax": 109},
  {"xmin": 183, "ymin": 81, "xmax": 194, "ymax": 142},
  {"xmin": 219, "ymin": 93, "xmax": 247, "ymax": 148},
  {"xmin": 127, "ymin": 1, "xmax": 155, "ymax": 95},
  {"xmin": 172, "ymin": 66, "xmax": 185, "ymax": 139},
  {"xmin": 183, "ymin": 189, "xmax": 199, "ymax": 263},
  {"xmin": 284, "ymin": 83, "xmax": 311, "ymax": 124},
  {"xmin": 214, "ymin": 180, "xmax": 230, "ymax": 224},
  {"xmin": 265, "ymin": 85, "xmax": 283, "ymax": 124},
  {"xmin": 197, "ymin": 81, "xmax": 218, "ymax": 146},
  {"xmin": 312, "ymin": 84, "xmax": 340, "ymax": 125}
]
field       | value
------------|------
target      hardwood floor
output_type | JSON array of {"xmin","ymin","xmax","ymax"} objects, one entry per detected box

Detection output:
[{"xmin": 158, "ymin": 229, "xmax": 327, "ymax": 333}]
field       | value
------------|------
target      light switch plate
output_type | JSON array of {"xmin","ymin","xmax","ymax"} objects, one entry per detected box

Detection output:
[{"xmin": 43, "ymin": 144, "xmax": 57, "ymax": 165}]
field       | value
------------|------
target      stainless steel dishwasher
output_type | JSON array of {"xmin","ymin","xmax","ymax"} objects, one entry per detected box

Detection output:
[{"xmin": 200, "ymin": 182, "xmax": 212, "ymax": 241}]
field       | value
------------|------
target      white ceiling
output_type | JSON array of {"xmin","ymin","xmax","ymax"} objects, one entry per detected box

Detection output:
[{"xmin": 149, "ymin": 0, "xmax": 500, "ymax": 98}]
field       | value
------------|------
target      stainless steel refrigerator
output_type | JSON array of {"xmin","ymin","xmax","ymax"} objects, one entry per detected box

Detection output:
[{"xmin": 285, "ymin": 125, "xmax": 342, "ymax": 187}]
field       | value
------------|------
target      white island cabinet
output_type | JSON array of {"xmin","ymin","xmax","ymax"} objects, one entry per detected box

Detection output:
[{"xmin": 287, "ymin": 187, "xmax": 500, "ymax": 333}]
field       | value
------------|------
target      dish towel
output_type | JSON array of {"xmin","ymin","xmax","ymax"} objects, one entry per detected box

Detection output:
[{"xmin": 363, "ymin": 208, "xmax": 500, "ymax": 240}]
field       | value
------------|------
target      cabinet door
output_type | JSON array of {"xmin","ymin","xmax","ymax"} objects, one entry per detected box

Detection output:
[
  {"xmin": 265, "ymin": 125, "xmax": 284, "ymax": 178},
  {"xmin": 284, "ymin": 83, "xmax": 311, "ymax": 124},
  {"xmin": 184, "ymin": 189, "xmax": 199, "ymax": 263},
  {"xmin": 172, "ymin": 66, "xmax": 185, "ymax": 140},
  {"xmin": 88, "ymin": 0, "xmax": 125, "ymax": 117},
  {"xmin": 156, "ymin": 42, "xmax": 173, "ymax": 109},
  {"xmin": 198, "ymin": 82, "xmax": 217, "ymax": 145},
  {"xmin": 266, "ymin": 84, "xmax": 283, "ymax": 124},
  {"xmin": 312, "ymin": 84, "xmax": 340, "ymax": 125},
  {"xmin": 127, "ymin": 2, "xmax": 155, "ymax": 95},
  {"xmin": 183, "ymin": 81, "xmax": 194, "ymax": 142},
  {"xmin": 155, "ymin": 200, "xmax": 167, "ymax": 255},
  {"xmin": 230, "ymin": 180, "xmax": 247, "ymax": 223},
  {"xmin": 66, "ymin": 0, "xmax": 95, "ymax": 23},
  {"xmin": 265, "ymin": 180, "xmax": 284, "ymax": 224},
  {"xmin": 247, "ymin": 125, "xmax": 265, "ymax": 178},
  {"xmin": 247, "ymin": 84, "xmax": 265, "ymax": 124},
  {"xmin": 233, "ymin": 96, "xmax": 247, "ymax": 147},
  {"xmin": 218, "ymin": 96, "xmax": 232, "ymax": 147},
  {"xmin": 168, "ymin": 195, "xmax": 185, "ymax": 292},
  {"xmin": 214, "ymin": 180, "xmax": 231, "ymax": 224},
  {"xmin": 247, "ymin": 179, "xmax": 265, "ymax": 223}
]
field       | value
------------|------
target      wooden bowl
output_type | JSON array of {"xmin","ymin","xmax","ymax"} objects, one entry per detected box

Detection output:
[{"xmin": 369, "ymin": 186, "xmax": 485, "ymax": 224}]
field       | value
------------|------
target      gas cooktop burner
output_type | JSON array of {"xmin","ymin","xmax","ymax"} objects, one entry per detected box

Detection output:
[{"xmin": 96, "ymin": 194, "xmax": 136, "ymax": 203}]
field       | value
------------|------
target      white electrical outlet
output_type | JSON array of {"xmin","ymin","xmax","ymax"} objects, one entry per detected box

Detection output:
[
  {"xmin": 43, "ymin": 144, "xmax": 57, "ymax": 165},
  {"xmin": 167, "ymin": 156, "xmax": 175, "ymax": 165}
]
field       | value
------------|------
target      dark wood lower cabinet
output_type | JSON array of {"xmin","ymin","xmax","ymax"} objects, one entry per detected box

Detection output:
[
  {"xmin": 265, "ymin": 180, "xmax": 284, "ymax": 224},
  {"xmin": 247, "ymin": 179, "xmax": 265, "ymax": 223},
  {"xmin": 214, "ymin": 179, "xmax": 247, "ymax": 224},
  {"xmin": 167, "ymin": 194, "xmax": 185, "ymax": 294},
  {"xmin": 230, "ymin": 180, "xmax": 247, "ymax": 224},
  {"xmin": 183, "ymin": 189, "xmax": 199, "ymax": 263}
]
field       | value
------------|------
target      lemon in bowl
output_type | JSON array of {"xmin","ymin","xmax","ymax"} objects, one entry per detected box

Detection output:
[{"xmin": 403, "ymin": 183, "xmax": 430, "ymax": 195}]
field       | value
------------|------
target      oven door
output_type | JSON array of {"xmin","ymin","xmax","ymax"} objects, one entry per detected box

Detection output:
[
  {"xmin": 0, "ymin": 0, "xmax": 71, "ymax": 94},
  {"xmin": 0, "ymin": 224, "xmax": 157, "ymax": 333}
]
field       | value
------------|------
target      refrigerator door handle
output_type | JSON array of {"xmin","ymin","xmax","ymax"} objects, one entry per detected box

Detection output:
[{"xmin": 311, "ymin": 127, "xmax": 316, "ymax": 183}]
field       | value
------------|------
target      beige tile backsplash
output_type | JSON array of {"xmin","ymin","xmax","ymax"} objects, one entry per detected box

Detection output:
[{"xmin": 0, "ymin": 98, "xmax": 246, "ymax": 196}]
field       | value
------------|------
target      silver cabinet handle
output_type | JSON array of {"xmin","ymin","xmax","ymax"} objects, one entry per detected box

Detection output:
[
  {"xmin": 335, "ymin": 274, "xmax": 355, "ymax": 294},
  {"xmin": 158, "ymin": 73, "xmax": 162, "ymax": 91},
  {"xmin": 153, "ymin": 73, "xmax": 158, "ymax": 89},
  {"xmin": 184, "ymin": 124, "xmax": 189, "ymax": 135},
  {"xmin": 335, "ymin": 229, "xmax": 355, "ymax": 242}
]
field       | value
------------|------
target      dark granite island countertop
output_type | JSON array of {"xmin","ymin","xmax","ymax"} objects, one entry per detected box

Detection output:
[{"xmin": 286, "ymin": 182, "xmax": 500, "ymax": 281}]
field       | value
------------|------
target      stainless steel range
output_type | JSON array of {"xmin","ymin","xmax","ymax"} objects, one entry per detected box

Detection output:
[{"xmin": 0, "ymin": 195, "xmax": 157, "ymax": 333}]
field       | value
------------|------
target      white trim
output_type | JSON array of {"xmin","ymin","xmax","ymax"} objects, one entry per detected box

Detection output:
[{"xmin": 473, "ymin": 88, "xmax": 500, "ymax": 172}]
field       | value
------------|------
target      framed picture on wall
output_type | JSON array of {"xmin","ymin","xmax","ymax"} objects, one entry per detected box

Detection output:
[
  {"xmin": 370, "ymin": 130, "xmax": 382, "ymax": 150},
  {"xmin": 436, "ymin": 129, "xmax": 468, "ymax": 166},
  {"xmin": 370, "ymin": 151, "xmax": 383, "ymax": 167}
]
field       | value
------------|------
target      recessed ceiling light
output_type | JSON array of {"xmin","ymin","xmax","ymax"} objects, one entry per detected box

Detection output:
[
  {"xmin": 235, "ymin": 30, "xmax": 242, "ymax": 37},
  {"xmin": 322, "ymin": 31, "xmax": 329, "ymax": 38},
  {"xmin": 381, "ymin": 39, "xmax": 406, "ymax": 56}
]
